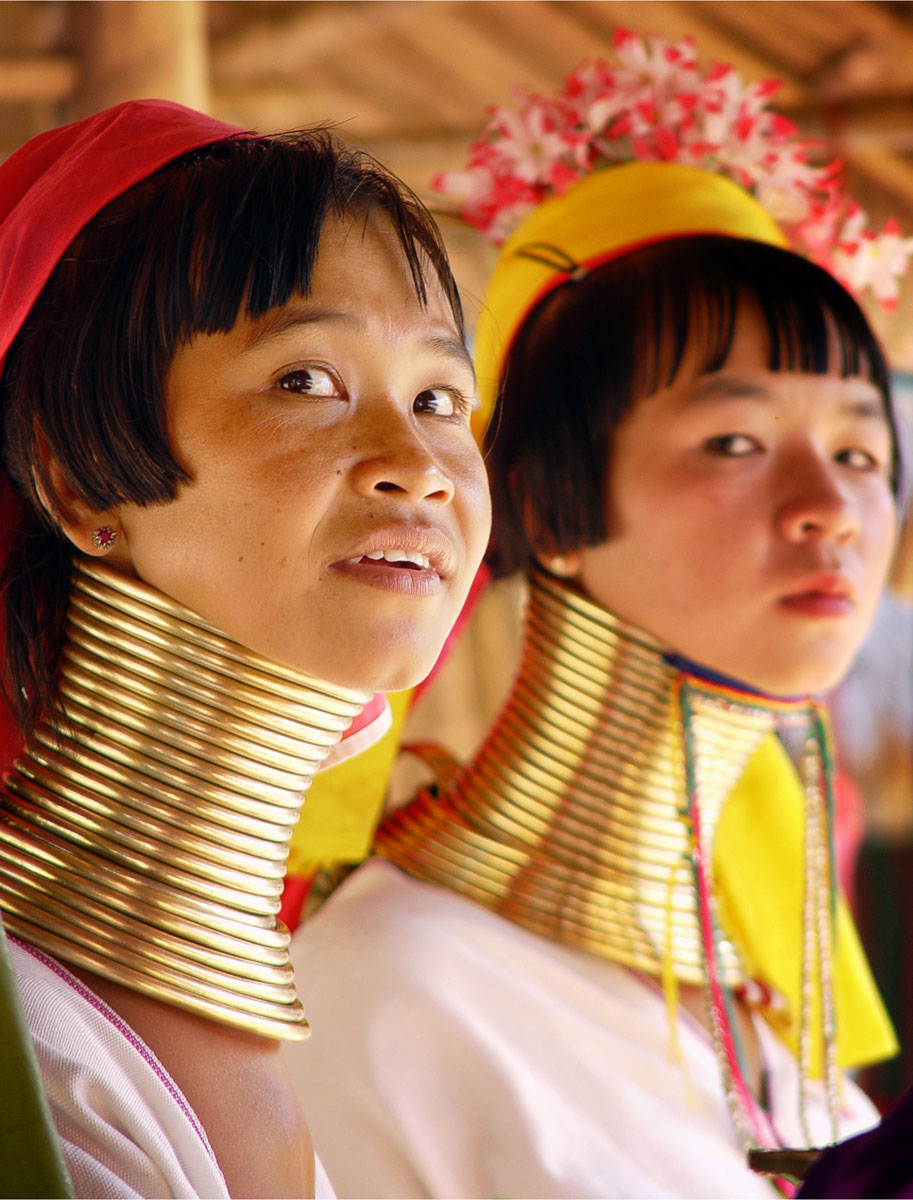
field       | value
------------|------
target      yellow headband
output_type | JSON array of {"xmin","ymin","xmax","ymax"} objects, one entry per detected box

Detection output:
[{"xmin": 473, "ymin": 162, "xmax": 787, "ymax": 436}]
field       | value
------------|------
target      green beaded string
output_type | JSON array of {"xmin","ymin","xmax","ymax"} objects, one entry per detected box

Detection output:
[
  {"xmin": 678, "ymin": 679, "xmax": 758, "ymax": 1150},
  {"xmin": 796, "ymin": 705, "xmax": 840, "ymax": 1148}
]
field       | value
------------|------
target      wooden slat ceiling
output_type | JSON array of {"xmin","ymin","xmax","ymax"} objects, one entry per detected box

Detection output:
[{"xmin": 5, "ymin": 1, "xmax": 913, "ymax": 358}]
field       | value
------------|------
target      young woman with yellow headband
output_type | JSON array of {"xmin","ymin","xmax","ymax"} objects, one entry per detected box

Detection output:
[
  {"xmin": 0, "ymin": 100, "xmax": 490, "ymax": 1196},
  {"xmin": 288, "ymin": 34, "xmax": 904, "ymax": 1198}
]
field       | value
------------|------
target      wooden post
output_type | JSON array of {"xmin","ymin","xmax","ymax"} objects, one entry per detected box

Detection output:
[{"xmin": 72, "ymin": 1, "xmax": 210, "ymax": 117}]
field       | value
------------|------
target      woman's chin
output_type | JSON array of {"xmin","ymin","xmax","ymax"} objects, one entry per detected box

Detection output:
[
  {"xmin": 357, "ymin": 657, "xmax": 438, "ymax": 696},
  {"xmin": 725, "ymin": 661, "xmax": 847, "ymax": 701},
  {"xmin": 296, "ymin": 644, "xmax": 442, "ymax": 697}
]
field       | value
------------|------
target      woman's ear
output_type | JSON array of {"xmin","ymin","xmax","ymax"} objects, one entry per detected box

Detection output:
[
  {"xmin": 517, "ymin": 477, "xmax": 583, "ymax": 580},
  {"xmin": 36, "ymin": 452, "xmax": 124, "ymax": 560},
  {"xmin": 534, "ymin": 550, "xmax": 582, "ymax": 579}
]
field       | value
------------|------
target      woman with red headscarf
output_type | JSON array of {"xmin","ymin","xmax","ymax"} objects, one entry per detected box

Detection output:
[{"xmin": 0, "ymin": 100, "xmax": 490, "ymax": 1197}]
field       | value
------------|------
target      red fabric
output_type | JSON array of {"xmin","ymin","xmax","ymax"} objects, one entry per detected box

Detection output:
[
  {"xmin": 278, "ymin": 875, "xmax": 312, "ymax": 932},
  {"xmin": 344, "ymin": 690, "xmax": 388, "ymax": 739},
  {"xmin": 0, "ymin": 493, "xmax": 21, "ymax": 773},
  {"xmin": 0, "ymin": 99, "xmax": 244, "ymax": 379}
]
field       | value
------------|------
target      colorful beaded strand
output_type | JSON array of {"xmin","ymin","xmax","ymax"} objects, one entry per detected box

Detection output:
[
  {"xmin": 796, "ymin": 706, "xmax": 841, "ymax": 1150},
  {"xmin": 811, "ymin": 705, "xmax": 841, "ymax": 1144},
  {"xmin": 679, "ymin": 680, "xmax": 797, "ymax": 1196},
  {"xmin": 679, "ymin": 683, "xmax": 772, "ymax": 1142}
]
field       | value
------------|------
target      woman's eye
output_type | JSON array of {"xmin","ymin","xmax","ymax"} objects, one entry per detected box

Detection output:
[
  {"xmin": 836, "ymin": 446, "xmax": 879, "ymax": 472},
  {"xmin": 413, "ymin": 387, "xmax": 470, "ymax": 419},
  {"xmin": 278, "ymin": 367, "xmax": 339, "ymax": 398},
  {"xmin": 703, "ymin": 433, "xmax": 761, "ymax": 457}
]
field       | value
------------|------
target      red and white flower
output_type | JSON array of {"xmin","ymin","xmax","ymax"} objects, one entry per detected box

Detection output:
[{"xmin": 435, "ymin": 29, "xmax": 911, "ymax": 308}]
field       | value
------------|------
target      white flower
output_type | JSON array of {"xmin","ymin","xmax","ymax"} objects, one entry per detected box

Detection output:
[
  {"xmin": 431, "ymin": 168, "xmax": 491, "ymax": 205},
  {"xmin": 833, "ymin": 224, "xmax": 913, "ymax": 307},
  {"xmin": 488, "ymin": 104, "xmax": 571, "ymax": 185},
  {"xmin": 753, "ymin": 153, "xmax": 825, "ymax": 223}
]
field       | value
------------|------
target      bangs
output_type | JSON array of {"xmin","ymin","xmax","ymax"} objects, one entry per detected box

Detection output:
[
  {"xmin": 125, "ymin": 133, "xmax": 463, "ymax": 352},
  {"xmin": 628, "ymin": 237, "xmax": 890, "ymax": 405}
]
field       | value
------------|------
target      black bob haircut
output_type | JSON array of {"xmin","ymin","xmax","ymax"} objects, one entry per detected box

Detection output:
[
  {"xmin": 485, "ymin": 235, "xmax": 899, "ymax": 578},
  {"xmin": 1, "ymin": 128, "xmax": 464, "ymax": 738}
]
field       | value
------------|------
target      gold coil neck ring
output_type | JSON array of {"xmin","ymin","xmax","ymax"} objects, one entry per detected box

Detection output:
[{"xmin": 0, "ymin": 560, "xmax": 370, "ymax": 1040}]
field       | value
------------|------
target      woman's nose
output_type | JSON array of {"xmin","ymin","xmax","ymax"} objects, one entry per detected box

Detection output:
[
  {"xmin": 776, "ymin": 459, "xmax": 860, "ymax": 545},
  {"xmin": 349, "ymin": 420, "xmax": 455, "ymax": 505}
]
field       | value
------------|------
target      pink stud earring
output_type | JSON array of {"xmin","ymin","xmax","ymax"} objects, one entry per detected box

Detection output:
[{"xmin": 92, "ymin": 525, "xmax": 119, "ymax": 552}]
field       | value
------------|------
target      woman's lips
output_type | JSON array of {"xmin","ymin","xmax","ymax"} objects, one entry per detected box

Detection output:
[
  {"xmin": 779, "ymin": 591, "xmax": 854, "ymax": 617},
  {"xmin": 779, "ymin": 573, "xmax": 854, "ymax": 617},
  {"xmin": 333, "ymin": 523, "xmax": 456, "ymax": 580},
  {"xmin": 330, "ymin": 556, "xmax": 444, "ymax": 596}
]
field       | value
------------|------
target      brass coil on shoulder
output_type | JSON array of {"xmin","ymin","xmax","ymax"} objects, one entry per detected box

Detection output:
[{"xmin": 0, "ymin": 560, "xmax": 369, "ymax": 1040}]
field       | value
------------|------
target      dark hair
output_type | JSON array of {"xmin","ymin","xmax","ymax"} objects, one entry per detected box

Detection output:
[
  {"xmin": 485, "ymin": 235, "xmax": 899, "ymax": 577},
  {"xmin": 0, "ymin": 128, "xmax": 464, "ymax": 738}
]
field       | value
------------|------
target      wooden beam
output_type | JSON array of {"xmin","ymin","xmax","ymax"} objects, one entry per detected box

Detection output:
[
  {"xmin": 0, "ymin": 54, "xmax": 76, "ymax": 101},
  {"xmin": 210, "ymin": 82, "xmax": 405, "ymax": 140},
  {"xmin": 848, "ymin": 147, "xmax": 913, "ymax": 215},
  {"xmin": 378, "ymin": 4, "xmax": 563, "ymax": 110},
  {"xmin": 794, "ymin": 100, "xmax": 913, "ymax": 154},
  {"xmin": 569, "ymin": 0, "xmax": 809, "ymax": 106},
  {"xmin": 809, "ymin": 1, "xmax": 913, "ymax": 97},
  {"xmin": 70, "ymin": 0, "xmax": 210, "ymax": 116},
  {"xmin": 212, "ymin": 3, "xmax": 475, "ymax": 134},
  {"xmin": 212, "ymin": 1, "xmax": 422, "ymax": 79}
]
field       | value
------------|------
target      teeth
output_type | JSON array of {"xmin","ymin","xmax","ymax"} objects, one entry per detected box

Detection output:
[{"xmin": 349, "ymin": 549, "xmax": 432, "ymax": 569}]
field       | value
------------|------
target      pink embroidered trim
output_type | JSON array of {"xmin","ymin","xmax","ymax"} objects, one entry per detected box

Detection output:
[{"xmin": 10, "ymin": 935, "xmax": 219, "ymax": 1165}]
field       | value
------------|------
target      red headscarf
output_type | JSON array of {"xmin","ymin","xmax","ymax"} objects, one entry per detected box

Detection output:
[
  {"xmin": 0, "ymin": 99, "xmax": 245, "ymax": 380},
  {"xmin": 0, "ymin": 98, "xmax": 388, "ymax": 768}
]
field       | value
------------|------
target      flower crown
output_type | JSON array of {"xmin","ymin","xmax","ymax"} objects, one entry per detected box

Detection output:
[{"xmin": 434, "ymin": 29, "xmax": 913, "ymax": 310}]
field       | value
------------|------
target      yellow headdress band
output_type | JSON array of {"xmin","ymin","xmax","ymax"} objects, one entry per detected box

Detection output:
[{"xmin": 473, "ymin": 162, "xmax": 786, "ymax": 434}]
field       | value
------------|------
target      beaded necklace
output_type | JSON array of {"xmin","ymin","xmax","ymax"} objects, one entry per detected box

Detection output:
[{"xmin": 0, "ymin": 559, "xmax": 370, "ymax": 1039}]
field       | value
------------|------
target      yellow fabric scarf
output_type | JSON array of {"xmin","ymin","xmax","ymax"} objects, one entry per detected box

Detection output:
[{"xmin": 287, "ymin": 688, "xmax": 413, "ymax": 875}]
